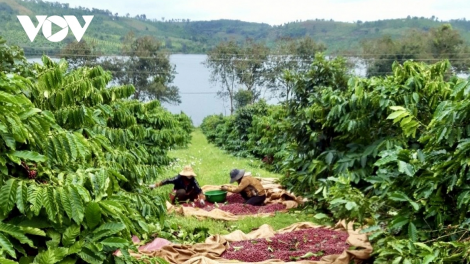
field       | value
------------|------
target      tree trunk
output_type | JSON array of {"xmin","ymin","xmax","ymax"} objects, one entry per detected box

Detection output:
[
  {"xmin": 230, "ymin": 95, "xmax": 234, "ymax": 115},
  {"xmin": 286, "ymin": 85, "xmax": 291, "ymax": 107}
]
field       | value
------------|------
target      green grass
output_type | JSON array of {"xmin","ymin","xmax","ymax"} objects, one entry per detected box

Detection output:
[
  {"xmin": 153, "ymin": 129, "xmax": 325, "ymax": 238},
  {"xmin": 165, "ymin": 211, "xmax": 325, "ymax": 237},
  {"xmin": 158, "ymin": 129, "xmax": 281, "ymax": 187}
]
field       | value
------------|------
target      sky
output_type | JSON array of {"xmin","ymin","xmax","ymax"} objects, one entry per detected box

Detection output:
[{"xmin": 52, "ymin": 0, "xmax": 469, "ymax": 25}]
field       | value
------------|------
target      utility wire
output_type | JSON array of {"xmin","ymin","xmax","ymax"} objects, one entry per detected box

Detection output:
[
  {"xmin": 25, "ymin": 54, "xmax": 470, "ymax": 62},
  {"xmin": 14, "ymin": 46, "xmax": 470, "ymax": 56}
]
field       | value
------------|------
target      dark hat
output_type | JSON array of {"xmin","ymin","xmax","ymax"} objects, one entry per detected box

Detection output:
[{"xmin": 230, "ymin": 169, "xmax": 245, "ymax": 183}]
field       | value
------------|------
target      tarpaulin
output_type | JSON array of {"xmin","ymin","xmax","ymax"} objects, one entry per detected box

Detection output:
[{"xmin": 127, "ymin": 221, "xmax": 372, "ymax": 264}]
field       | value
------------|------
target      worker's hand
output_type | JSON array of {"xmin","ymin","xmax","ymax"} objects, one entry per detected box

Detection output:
[
  {"xmin": 198, "ymin": 199, "xmax": 205, "ymax": 207},
  {"xmin": 220, "ymin": 185, "xmax": 228, "ymax": 191},
  {"xmin": 149, "ymin": 182, "xmax": 161, "ymax": 189}
]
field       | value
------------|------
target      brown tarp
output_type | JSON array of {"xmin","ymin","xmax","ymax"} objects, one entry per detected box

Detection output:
[
  {"xmin": 166, "ymin": 178, "xmax": 304, "ymax": 221},
  {"xmin": 130, "ymin": 221, "xmax": 372, "ymax": 264}
]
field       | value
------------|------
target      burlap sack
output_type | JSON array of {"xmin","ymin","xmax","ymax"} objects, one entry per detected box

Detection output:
[{"xmin": 135, "ymin": 221, "xmax": 372, "ymax": 264}]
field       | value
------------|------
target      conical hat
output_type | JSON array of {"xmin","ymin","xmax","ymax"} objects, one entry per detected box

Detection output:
[{"xmin": 179, "ymin": 165, "xmax": 197, "ymax": 177}]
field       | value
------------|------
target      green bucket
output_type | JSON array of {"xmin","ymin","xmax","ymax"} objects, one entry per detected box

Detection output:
[{"xmin": 204, "ymin": 190, "xmax": 227, "ymax": 203}]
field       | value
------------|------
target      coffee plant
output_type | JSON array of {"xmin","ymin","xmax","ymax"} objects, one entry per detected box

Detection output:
[
  {"xmin": 0, "ymin": 40, "xmax": 189, "ymax": 263},
  {"xmin": 201, "ymin": 53, "xmax": 470, "ymax": 263},
  {"xmin": 200, "ymin": 100, "xmax": 285, "ymax": 171},
  {"xmin": 200, "ymin": 114, "xmax": 224, "ymax": 143},
  {"xmin": 246, "ymin": 105, "xmax": 290, "ymax": 172}
]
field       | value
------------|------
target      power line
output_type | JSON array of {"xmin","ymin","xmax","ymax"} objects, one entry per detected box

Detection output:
[
  {"xmin": 179, "ymin": 92, "xmax": 218, "ymax": 94},
  {"xmin": 14, "ymin": 46, "xmax": 470, "ymax": 57},
  {"xmin": 25, "ymin": 54, "xmax": 470, "ymax": 62},
  {"xmin": 22, "ymin": 50, "xmax": 470, "ymax": 57}
]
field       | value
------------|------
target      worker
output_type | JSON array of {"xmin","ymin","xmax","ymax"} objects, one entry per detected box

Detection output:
[
  {"xmin": 221, "ymin": 168, "xmax": 266, "ymax": 206},
  {"xmin": 150, "ymin": 165, "xmax": 205, "ymax": 206}
]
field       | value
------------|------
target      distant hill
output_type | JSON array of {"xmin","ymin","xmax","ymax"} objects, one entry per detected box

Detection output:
[{"xmin": 1, "ymin": 0, "xmax": 470, "ymax": 56}]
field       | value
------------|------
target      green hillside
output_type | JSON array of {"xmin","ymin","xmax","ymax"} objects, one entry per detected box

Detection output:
[{"xmin": 1, "ymin": 0, "xmax": 470, "ymax": 56}]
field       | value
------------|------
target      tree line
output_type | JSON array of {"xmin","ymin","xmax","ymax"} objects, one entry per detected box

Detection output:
[
  {"xmin": 60, "ymin": 32, "xmax": 181, "ymax": 105},
  {"xmin": 59, "ymin": 24, "xmax": 470, "ymax": 112},
  {"xmin": 204, "ymin": 23, "xmax": 470, "ymax": 114}
]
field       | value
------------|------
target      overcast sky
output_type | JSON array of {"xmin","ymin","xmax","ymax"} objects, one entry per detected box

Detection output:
[{"xmin": 52, "ymin": 0, "xmax": 469, "ymax": 25}]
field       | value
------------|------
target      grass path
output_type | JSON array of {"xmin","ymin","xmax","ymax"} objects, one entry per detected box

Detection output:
[
  {"xmin": 161, "ymin": 129, "xmax": 281, "ymax": 186},
  {"xmin": 157, "ymin": 129, "xmax": 319, "ymax": 238}
]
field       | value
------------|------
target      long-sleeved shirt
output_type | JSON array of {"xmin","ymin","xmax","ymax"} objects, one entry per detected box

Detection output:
[
  {"xmin": 160, "ymin": 175, "xmax": 202, "ymax": 195},
  {"xmin": 227, "ymin": 176, "xmax": 266, "ymax": 197}
]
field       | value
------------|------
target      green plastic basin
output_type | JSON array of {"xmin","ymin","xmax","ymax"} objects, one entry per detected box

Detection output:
[{"xmin": 204, "ymin": 190, "xmax": 227, "ymax": 203}]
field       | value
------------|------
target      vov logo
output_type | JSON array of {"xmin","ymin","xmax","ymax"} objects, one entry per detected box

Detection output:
[{"xmin": 17, "ymin": 15, "xmax": 94, "ymax": 42}]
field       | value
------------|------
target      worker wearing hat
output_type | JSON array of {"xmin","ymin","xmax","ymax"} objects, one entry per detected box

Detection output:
[
  {"xmin": 150, "ymin": 165, "xmax": 205, "ymax": 205},
  {"xmin": 221, "ymin": 168, "xmax": 266, "ymax": 206}
]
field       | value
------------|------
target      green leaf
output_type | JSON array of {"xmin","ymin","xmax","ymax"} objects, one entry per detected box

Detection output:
[
  {"xmin": 0, "ymin": 91, "xmax": 19, "ymax": 105},
  {"xmin": 325, "ymin": 152, "xmax": 334, "ymax": 165},
  {"xmin": 16, "ymin": 181, "xmax": 28, "ymax": 214},
  {"xmin": 368, "ymin": 230, "xmax": 384, "ymax": 240},
  {"xmin": 68, "ymin": 240, "xmax": 84, "ymax": 255},
  {"xmin": 414, "ymin": 242, "xmax": 433, "ymax": 253},
  {"xmin": 0, "ymin": 257, "xmax": 19, "ymax": 264},
  {"xmin": 0, "ymin": 179, "xmax": 18, "ymax": 215},
  {"xmin": 90, "ymin": 222, "xmax": 126, "ymax": 242},
  {"xmin": 85, "ymin": 202, "xmax": 101, "ymax": 229},
  {"xmin": 29, "ymin": 185, "xmax": 45, "ymax": 215},
  {"xmin": 8, "ymin": 151, "xmax": 46, "ymax": 162},
  {"xmin": 19, "ymin": 108, "xmax": 42, "ymax": 120},
  {"xmin": 44, "ymin": 187, "xmax": 59, "ymax": 222},
  {"xmin": 46, "ymin": 230, "xmax": 61, "ymax": 248},
  {"xmin": 0, "ymin": 233, "xmax": 16, "ymax": 258},
  {"xmin": 451, "ymin": 80, "xmax": 468, "ymax": 96},
  {"xmin": 62, "ymin": 225, "xmax": 80, "ymax": 247},
  {"xmin": 100, "ymin": 237, "xmax": 129, "ymax": 248},
  {"xmin": 390, "ymin": 106, "xmax": 406, "ymax": 111},
  {"xmin": 56, "ymin": 257, "xmax": 77, "ymax": 264},
  {"xmin": 417, "ymin": 149, "xmax": 425, "ymax": 163},
  {"xmin": 398, "ymin": 161, "xmax": 415, "ymax": 176},
  {"xmin": 18, "ymin": 256, "xmax": 35, "ymax": 264},
  {"xmin": 457, "ymin": 191, "xmax": 470, "ymax": 209},
  {"xmin": 391, "ymin": 256, "xmax": 402, "ymax": 264},
  {"xmin": 313, "ymin": 213, "xmax": 328, "ymax": 219},
  {"xmin": 77, "ymin": 245, "xmax": 105, "ymax": 264},
  {"xmin": 20, "ymin": 227, "xmax": 46, "ymax": 237},
  {"xmin": 423, "ymin": 254, "xmax": 436, "ymax": 264},
  {"xmin": 412, "ymin": 93, "xmax": 419, "ymax": 103},
  {"xmin": 345, "ymin": 201, "xmax": 357, "ymax": 210},
  {"xmin": 300, "ymin": 252, "xmax": 314, "ymax": 259},
  {"xmin": 390, "ymin": 216, "xmax": 409, "ymax": 230},
  {"xmin": 329, "ymin": 198, "xmax": 347, "ymax": 205},
  {"xmin": 0, "ymin": 222, "xmax": 34, "ymax": 248},
  {"xmin": 387, "ymin": 110, "xmax": 408, "ymax": 120},
  {"xmin": 67, "ymin": 186, "xmax": 85, "ymax": 224},
  {"xmin": 388, "ymin": 192, "xmax": 409, "ymax": 202},
  {"xmin": 408, "ymin": 222, "xmax": 417, "ymax": 242},
  {"xmin": 34, "ymin": 248, "xmax": 62, "ymax": 264},
  {"xmin": 409, "ymin": 201, "xmax": 420, "ymax": 211}
]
